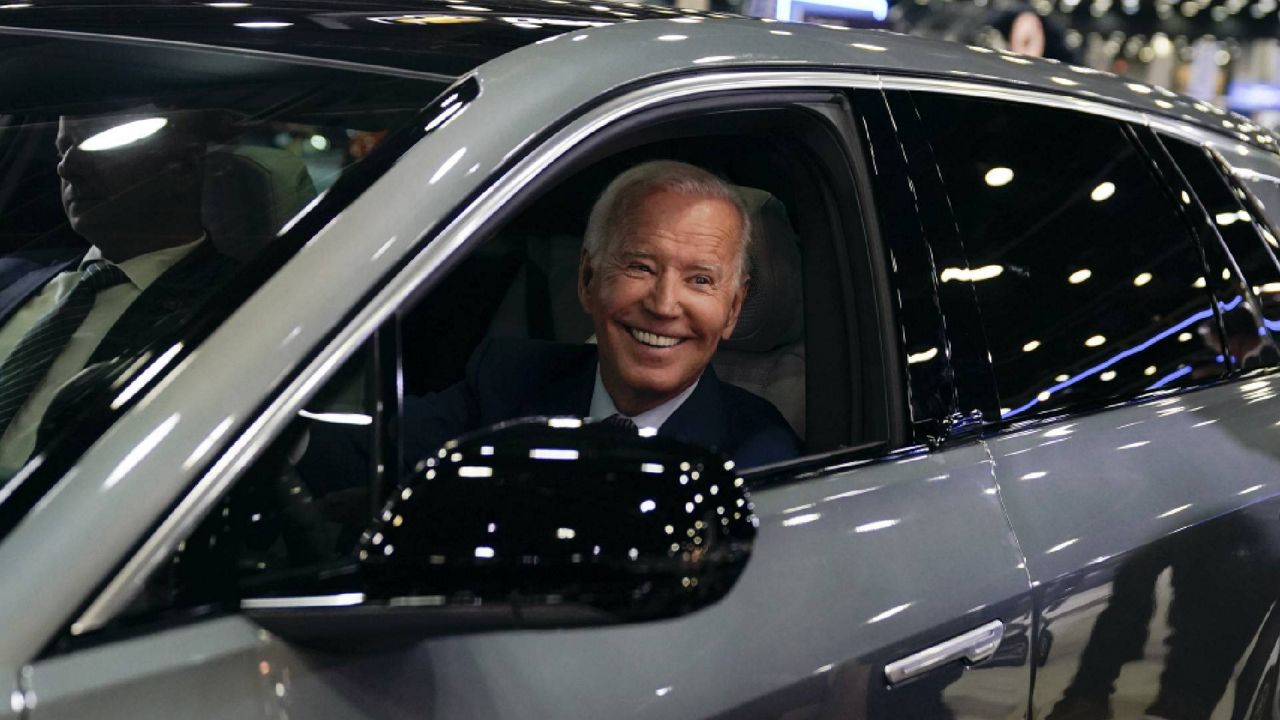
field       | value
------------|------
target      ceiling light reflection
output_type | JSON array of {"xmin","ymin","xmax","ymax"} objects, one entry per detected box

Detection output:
[
  {"xmin": 940, "ymin": 265, "xmax": 1003, "ymax": 282},
  {"xmin": 80, "ymin": 117, "xmax": 168, "ymax": 152},
  {"xmin": 984, "ymin": 167, "xmax": 1014, "ymax": 187},
  {"xmin": 907, "ymin": 347, "xmax": 938, "ymax": 364}
]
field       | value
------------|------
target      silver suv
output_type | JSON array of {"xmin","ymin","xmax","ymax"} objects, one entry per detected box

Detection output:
[{"xmin": 0, "ymin": 2, "xmax": 1278, "ymax": 719}]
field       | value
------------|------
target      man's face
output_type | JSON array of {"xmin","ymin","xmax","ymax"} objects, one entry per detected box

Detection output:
[
  {"xmin": 578, "ymin": 189, "xmax": 747, "ymax": 414},
  {"xmin": 56, "ymin": 112, "xmax": 199, "ymax": 245}
]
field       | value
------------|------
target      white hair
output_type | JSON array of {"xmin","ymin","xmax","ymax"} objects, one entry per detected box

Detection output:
[{"xmin": 583, "ymin": 160, "xmax": 752, "ymax": 287}]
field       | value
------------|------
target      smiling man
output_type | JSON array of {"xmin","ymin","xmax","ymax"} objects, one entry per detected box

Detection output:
[{"xmin": 403, "ymin": 160, "xmax": 801, "ymax": 469}]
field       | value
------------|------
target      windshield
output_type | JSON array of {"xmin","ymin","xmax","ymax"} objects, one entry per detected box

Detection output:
[{"xmin": 0, "ymin": 33, "xmax": 452, "ymax": 530}]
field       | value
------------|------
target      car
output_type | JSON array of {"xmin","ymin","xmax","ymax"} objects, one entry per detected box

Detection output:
[{"xmin": 0, "ymin": 1, "xmax": 1279, "ymax": 718}]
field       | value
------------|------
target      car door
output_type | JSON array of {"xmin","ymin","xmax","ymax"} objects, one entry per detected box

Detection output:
[
  {"xmin": 11, "ymin": 73, "xmax": 1035, "ymax": 720},
  {"xmin": 890, "ymin": 85, "xmax": 1280, "ymax": 720}
]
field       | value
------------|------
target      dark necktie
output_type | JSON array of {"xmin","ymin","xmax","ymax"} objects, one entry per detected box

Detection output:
[
  {"xmin": 0, "ymin": 261, "xmax": 130, "ymax": 438},
  {"xmin": 600, "ymin": 413, "xmax": 638, "ymax": 432}
]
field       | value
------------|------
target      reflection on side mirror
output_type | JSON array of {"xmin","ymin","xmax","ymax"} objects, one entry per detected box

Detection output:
[{"xmin": 359, "ymin": 417, "xmax": 757, "ymax": 624}]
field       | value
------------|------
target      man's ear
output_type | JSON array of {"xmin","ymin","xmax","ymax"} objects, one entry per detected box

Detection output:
[
  {"xmin": 720, "ymin": 275, "xmax": 749, "ymax": 340},
  {"xmin": 577, "ymin": 249, "xmax": 595, "ymax": 313}
]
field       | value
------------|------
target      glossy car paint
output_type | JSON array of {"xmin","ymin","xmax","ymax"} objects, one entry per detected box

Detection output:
[
  {"xmin": 0, "ymin": 4, "xmax": 1276, "ymax": 719},
  {"xmin": 990, "ymin": 380, "xmax": 1280, "ymax": 718},
  {"xmin": 31, "ymin": 446, "xmax": 1032, "ymax": 719}
]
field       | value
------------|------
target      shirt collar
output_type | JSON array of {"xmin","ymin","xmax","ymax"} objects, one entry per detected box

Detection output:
[
  {"xmin": 81, "ymin": 236, "xmax": 204, "ymax": 291},
  {"xmin": 589, "ymin": 367, "xmax": 701, "ymax": 432}
]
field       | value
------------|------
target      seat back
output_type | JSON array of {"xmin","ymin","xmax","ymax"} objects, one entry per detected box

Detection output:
[
  {"xmin": 711, "ymin": 187, "xmax": 805, "ymax": 437},
  {"xmin": 202, "ymin": 145, "xmax": 317, "ymax": 263}
]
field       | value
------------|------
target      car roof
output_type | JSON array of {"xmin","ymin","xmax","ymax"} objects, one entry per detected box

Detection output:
[{"xmin": 1, "ymin": 0, "xmax": 1273, "ymax": 153}]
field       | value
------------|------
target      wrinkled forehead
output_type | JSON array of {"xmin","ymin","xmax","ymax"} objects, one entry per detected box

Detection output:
[{"xmin": 622, "ymin": 191, "xmax": 747, "ymax": 255}]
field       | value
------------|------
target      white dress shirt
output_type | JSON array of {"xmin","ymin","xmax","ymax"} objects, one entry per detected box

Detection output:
[
  {"xmin": 588, "ymin": 367, "xmax": 701, "ymax": 433},
  {"xmin": 0, "ymin": 238, "xmax": 201, "ymax": 474}
]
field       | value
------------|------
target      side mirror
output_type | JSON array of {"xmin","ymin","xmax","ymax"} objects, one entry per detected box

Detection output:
[{"xmin": 360, "ymin": 417, "xmax": 757, "ymax": 624}]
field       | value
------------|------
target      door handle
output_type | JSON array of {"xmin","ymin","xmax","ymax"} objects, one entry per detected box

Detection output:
[{"xmin": 884, "ymin": 619, "xmax": 1004, "ymax": 685}]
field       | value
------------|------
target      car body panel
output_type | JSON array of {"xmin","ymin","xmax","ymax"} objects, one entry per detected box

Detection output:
[
  {"xmin": 1, "ymin": 2, "xmax": 1274, "ymax": 150},
  {"xmin": 990, "ymin": 379, "xmax": 1280, "ymax": 717},
  {"xmin": 0, "ymin": 10, "xmax": 1277, "ymax": 719},
  {"xmin": 25, "ymin": 444, "xmax": 1033, "ymax": 720}
]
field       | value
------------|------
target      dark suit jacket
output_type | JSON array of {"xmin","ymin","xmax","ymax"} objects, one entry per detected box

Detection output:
[
  {"xmin": 0, "ymin": 241, "xmax": 237, "ymax": 455},
  {"xmin": 403, "ymin": 338, "xmax": 802, "ymax": 469},
  {"xmin": 0, "ymin": 241, "xmax": 236, "ymax": 367}
]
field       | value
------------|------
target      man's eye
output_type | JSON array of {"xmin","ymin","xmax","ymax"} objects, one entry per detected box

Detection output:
[
  {"xmin": 692, "ymin": 275, "xmax": 713, "ymax": 286},
  {"xmin": 628, "ymin": 263, "xmax": 653, "ymax": 273}
]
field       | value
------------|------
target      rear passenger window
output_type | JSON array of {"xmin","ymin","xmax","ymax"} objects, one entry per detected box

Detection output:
[
  {"xmin": 1230, "ymin": 155, "xmax": 1280, "ymax": 233},
  {"xmin": 1161, "ymin": 136, "xmax": 1280, "ymax": 368},
  {"xmin": 910, "ymin": 94, "xmax": 1225, "ymax": 419}
]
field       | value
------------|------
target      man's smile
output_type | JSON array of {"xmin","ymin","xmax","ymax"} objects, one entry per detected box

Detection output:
[{"xmin": 627, "ymin": 326, "xmax": 684, "ymax": 348}]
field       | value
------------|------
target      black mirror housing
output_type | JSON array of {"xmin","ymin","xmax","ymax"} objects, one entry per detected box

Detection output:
[{"xmin": 359, "ymin": 417, "xmax": 757, "ymax": 623}]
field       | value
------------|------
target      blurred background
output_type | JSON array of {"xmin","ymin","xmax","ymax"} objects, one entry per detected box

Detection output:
[{"xmin": 668, "ymin": 0, "xmax": 1280, "ymax": 130}]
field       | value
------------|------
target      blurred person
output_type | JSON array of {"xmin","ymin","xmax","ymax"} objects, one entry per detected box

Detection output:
[
  {"xmin": 989, "ymin": 5, "xmax": 1079, "ymax": 64},
  {"xmin": 1045, "ymin": 513, "xmax": 1276, "ymax": 720},
  {"xmin": 0, "ymin": 107, "xmax": 236, "ymax": 477}
]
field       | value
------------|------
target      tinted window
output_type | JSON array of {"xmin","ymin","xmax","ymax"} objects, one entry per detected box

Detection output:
[
  {"xmin": 0, "ymin": 36, "xmax": 447, "ymax": 538},
  {"xmin": 1231, "ymin": 154, "xmax": 1280, "ymax": 236},
  {"xmin": 910, "ymin": 94, "xmax": 1224, "ymax": 419},
  {"xmin": 1162, "ymin": 136, "xmax": 1280, "ymax": 369}
]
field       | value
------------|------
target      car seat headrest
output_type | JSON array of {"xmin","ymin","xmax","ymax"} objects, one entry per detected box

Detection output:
[
  {"xmin": 723, "ymin": 185, "xmax": 803, "ymax": 353},
  {"xmin": 202, "ymin": 145, "xmax": 316, "ymax": 263}
]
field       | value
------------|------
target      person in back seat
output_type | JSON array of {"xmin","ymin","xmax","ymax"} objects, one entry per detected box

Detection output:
[
  {"xmin": 405, "ymin": 159, "xmax": 800, "ymax": 469},
  {"xmin": 0, "ymin": 107, "xmax": 237, "ymax": 478}
]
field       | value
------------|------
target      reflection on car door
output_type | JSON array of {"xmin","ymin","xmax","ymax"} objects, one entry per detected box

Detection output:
[{"xmin": 896, "ymin": 87, "xmax": 1280, "ymax": 720}]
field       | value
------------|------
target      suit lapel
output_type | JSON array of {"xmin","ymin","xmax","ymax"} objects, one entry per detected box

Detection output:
[
  {"xmin": 89, "ymin": 243, "xmax": 237, "ymax": 365},
  {"xmin": 531, "ymin": 344, "xmax": 597, "ymax": 418},
  {"xmin": 658, "ymin": 366, "xmax": 729, "ymax": 451},
  {"xmin": 0, "ymin": 250, "xmax": 80, "ymax": 327}
]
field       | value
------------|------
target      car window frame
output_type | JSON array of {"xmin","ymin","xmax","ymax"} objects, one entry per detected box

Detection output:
[
  {"xmin": 53, "ymin": 70, "xmax": 911, "ymax": 652},
  {"xmin": 883, "ymin": 86, "xmax": 1255, "ymax": 435},
  {"xmin": 1140, "ymin": 129, "xmax": 1280, "ymax": 373}
]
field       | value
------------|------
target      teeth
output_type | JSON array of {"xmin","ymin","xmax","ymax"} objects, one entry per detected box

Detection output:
[{"xmin": 630, "ymin": 327, "xmax": 680, "ymax": 347}]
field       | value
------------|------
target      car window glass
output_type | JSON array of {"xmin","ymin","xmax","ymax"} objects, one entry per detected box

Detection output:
[
  {"xmin": 1229, "ymin": 153, "xmax": 1280, "ymax": 234},
  {"xmin": 1162, "ymin": 136, "xmax": 1280, "ymax": 369},
  {"xmin": 909, "ymin": 93, "xmax": 1225, "ymax": 420},
  {"xmin": 0, "ymin": 37, "xmax": 447, "ymax": 540},
  {"xmin": 80, "ymin": 344, "xmax": 377, "ymax": 639}
]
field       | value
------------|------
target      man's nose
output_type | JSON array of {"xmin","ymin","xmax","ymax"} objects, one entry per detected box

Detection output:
[
  {"xmin": 643, "ymin": 271, "xmax": 682, "ymax": 317},
  {"xmin": 57, "ymin": 147, "xmax": 88, "ymax": 182}
]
